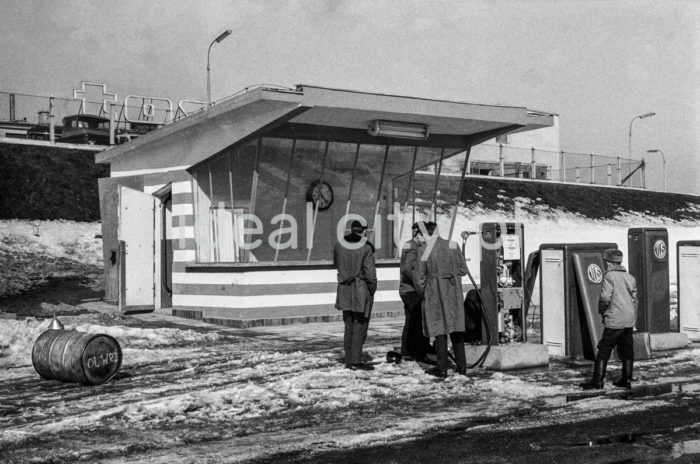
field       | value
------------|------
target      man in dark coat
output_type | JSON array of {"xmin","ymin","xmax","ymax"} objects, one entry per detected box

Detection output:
[
  {"xmin": 399, "ymin": 221, "xmax": 434, "ymax": 361},
  {"xmin": 581, "ymin": 248, "xmax": 638, "ymax": 390},
  {"xmin": 334, "ymin": 219, "xmax": 377, "ymax": 371},
  {"xmin": 415, "ymin": 222, "xmax": 468, "ymax": 378}
]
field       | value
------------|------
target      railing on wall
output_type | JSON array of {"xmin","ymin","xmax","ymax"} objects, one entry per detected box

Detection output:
[
  {"xmin": 467, "ymin": 142, "xmax": 646, "ymax": 188},
  {"xmin": 0, "ymin": 90, "xmax": 205, "ymax": 144}
]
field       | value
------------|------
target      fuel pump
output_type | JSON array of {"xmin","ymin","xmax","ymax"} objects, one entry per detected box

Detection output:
[
  {"xmin": 480, "ymin": 222, "xmax": 526, "ymax": 346},
  {"xmin": 460, "ymin": 222, "xmax": 548, "ymax": 371}
]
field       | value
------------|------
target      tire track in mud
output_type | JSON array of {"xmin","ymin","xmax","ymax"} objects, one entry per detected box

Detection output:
[
  {"xmin": 1, "ymin": 329, "xmax": 470, "ymax": 464},
  {"xmin": 0, "ymin": 333, "xmax": 357, "ymax": 444}
]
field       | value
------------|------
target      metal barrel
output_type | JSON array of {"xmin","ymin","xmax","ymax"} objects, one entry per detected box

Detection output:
[{"xmin": 31, "ymin": 330, "xmax": 122, "ymax": 385}]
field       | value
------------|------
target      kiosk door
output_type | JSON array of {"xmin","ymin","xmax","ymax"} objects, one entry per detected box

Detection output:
[{"xmin": 118, "ymin": 186, "xmax": 155, "ymax": 312}]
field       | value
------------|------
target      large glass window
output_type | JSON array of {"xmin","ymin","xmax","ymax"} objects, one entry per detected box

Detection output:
[
  {"xmin": 254, "ymin": 138, "xmax": 295, "ymax": 262},
  {"xmin": 306, "ymin": 142, "xmax": 357, "ymax": 261},
  {"xmin": 194, "ymin": 163, "xmax": 212, "ymax": 262},
  {"xmin": 393, "ymin": 147, "xmax": 464, "ymax": 245},
  {"xmin": 194, "ymin": 140, "xmax": 258, "ymax": 262},
  {"xmin": 192, "ymin": 135, "xmax": 466, "ymax": 263},
  {"xmin": 210, "ymin": 153, "xmax": 233, "ymax": 262}
]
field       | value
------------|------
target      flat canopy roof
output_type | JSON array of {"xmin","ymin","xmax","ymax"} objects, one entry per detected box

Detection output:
[{"xmin": 96, "ymin": 84, "xmax": 555, "ymax": 173}]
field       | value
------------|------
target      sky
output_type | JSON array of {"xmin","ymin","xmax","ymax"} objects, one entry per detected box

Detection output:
[{"xmin": 0, "ymin": 0, "xmax": 698, "ymax": 194}]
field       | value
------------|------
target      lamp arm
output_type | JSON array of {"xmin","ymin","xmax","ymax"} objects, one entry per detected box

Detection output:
[{"xmin": 207, "ymin": 40, "xmax": 216, "ymax": 72}]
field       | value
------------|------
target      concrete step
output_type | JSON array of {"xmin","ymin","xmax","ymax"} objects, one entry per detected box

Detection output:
[
  {"xmin": 464, "ymin": 342, "xmax": 549, "ymax": 371},
  {"xmin": 650, "ymin": 332, "xmax": 689, "ymax": 351}
]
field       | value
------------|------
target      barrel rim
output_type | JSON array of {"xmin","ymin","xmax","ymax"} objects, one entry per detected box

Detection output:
[{"xmin": 79, "ymin": 333, "xmax": 123, "ymax": 385}]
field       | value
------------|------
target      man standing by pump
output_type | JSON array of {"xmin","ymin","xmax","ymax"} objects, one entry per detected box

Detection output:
[
  {"xmin": 399, "ymin": 222, "xmax": 433, "ymax": 362},
  {"xmin": 581, "ymin": 248, "xmax": 638, "ymax": 390},
  {"xmin": 415, "ymin": 222, "xmax": 468, "ymax": 378},
  {"xmin": 334, "ymin": 219, "xmax": 377, "ymax": 371}
]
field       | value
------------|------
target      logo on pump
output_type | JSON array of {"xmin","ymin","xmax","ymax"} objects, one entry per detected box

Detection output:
[
  {"xmin": 653, "ymin": 240, "xmax": 667, "ymax": 259},
  {"xmin": 587, "ymin": 264, "xmax": 603, "ymax": 284}
]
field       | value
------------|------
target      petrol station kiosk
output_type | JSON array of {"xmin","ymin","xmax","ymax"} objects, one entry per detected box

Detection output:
[{"xmin": 95, "ymin": 84, "xmax": 555, "ymax": 327}]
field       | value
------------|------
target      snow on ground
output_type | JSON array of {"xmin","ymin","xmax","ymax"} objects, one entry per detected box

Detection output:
[
  {"xmin": 0, "ymin": 318, "xmax": 47, "ymax": 369},
  {"xmin": 0, "ymin": 219, "xmax": 102, "ymax": 266},
  {"xmin": 0, "ymin": 220, "xmax": 103, "ymax": 301}
]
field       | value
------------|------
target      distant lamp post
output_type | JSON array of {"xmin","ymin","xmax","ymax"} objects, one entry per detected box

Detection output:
[
  {"xmin": 628, "ymin": 112, "xmax": 655, "ymax": 164},
  {"xmin": 647, "ymin": 149, "xmax": 666, "ymax": 192},
  {"xmin": 206, "ymin": 29, "xmax": 232, "ymax": 107}
]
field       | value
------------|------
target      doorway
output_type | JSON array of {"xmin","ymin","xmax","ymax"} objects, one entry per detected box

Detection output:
[{"xmin": 160, "ymin": 193, "xmax": 173, "ymax": 308}]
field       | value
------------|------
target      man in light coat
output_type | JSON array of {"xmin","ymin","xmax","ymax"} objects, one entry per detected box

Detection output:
[
  {"xmin": 415, "ymin": 222, "xmax": 468, "ymax": 378},
  {"xmin": 334, "ymin": 220, "xmax": 377, "ymax": 371},
  {"xmin": 581, "ymin": 248, "xmax": 638, "ymax": 390}
]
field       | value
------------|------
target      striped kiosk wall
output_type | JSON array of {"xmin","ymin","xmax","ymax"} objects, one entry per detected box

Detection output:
[{"xmin": 172, "ymin": 265, "xmax": 404, "ymax": 327}]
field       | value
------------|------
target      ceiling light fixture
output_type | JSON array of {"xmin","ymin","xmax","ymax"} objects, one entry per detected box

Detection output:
[{"xmin": 367, "ymin": 120, "xmax": 429, "ymax": 140}]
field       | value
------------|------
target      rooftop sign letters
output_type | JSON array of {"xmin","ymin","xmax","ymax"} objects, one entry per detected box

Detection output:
[{"xmin": 72, "ymin": 81, "xmax": 205, "ymax": 125}]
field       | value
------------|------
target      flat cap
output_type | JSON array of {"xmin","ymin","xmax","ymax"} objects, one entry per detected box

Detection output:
[
  {"xmin": 603, "ymin": 248, "xmax": 623, "ymax": 264},
  {"xmin": 350, "ymin": 220, "xmax": 367, "ymax": 232}
]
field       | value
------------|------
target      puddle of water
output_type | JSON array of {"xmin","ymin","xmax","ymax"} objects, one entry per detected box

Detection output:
[
  {"xmin": 540, "ymin": 392, "xmax": 601, "ymax": 407},
  {"xmin": 671, "ymin": 439, "xmax": 700, "ymax": 458},
  {"xmin": 540, "ymin": 380, "xmax": 700, "ymax": 407},
  {"xmin": 449, "ymin": 416, "xmax": 503, "ymax": 432},
  {"xmin": 571, "ymin": 432, "xmax": 642, "ymax": 448},
  {"xmin": 618, "ymin": 383, "xmax": 674, "ymax": 399}
]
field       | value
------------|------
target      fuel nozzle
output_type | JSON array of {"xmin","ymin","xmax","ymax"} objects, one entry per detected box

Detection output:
[
  {"xmin": 460, "ymin": 230, "xmax": 478, "ymax": 240},
  {"xmin": 460, "ymin": 230, "xmax": 479, "ymax": 256}
]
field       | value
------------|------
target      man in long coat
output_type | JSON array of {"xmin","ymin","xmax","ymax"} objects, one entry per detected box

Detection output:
[
  {"xmin": 334, "ymin": 220, "xmax": 377, "ymax": 371},
  {"xmin": 399, "ymin": 221, "xmax": 433, "ymax": 361},
  {"xmin": 415, "ymin": 222, "xmax": 468, "ymax": 378}
]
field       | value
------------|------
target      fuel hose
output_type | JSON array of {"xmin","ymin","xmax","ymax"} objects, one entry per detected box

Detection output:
[
  {"xmin": 463, "ymin": 262, "xmax": 492, "ymax": 368},
  {"xmin": 447, "ymin": 234, "xmax": 493, "ymax": 369}
]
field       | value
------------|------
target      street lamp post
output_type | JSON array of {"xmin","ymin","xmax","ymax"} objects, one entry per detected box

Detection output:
[
  {"xmin": 647, "ymin": 149, "xmax": 666, "ymax": 192},
  {"xmin": 207, "ymin": 29, "xmax": 232, "ymax": 107},
  {"xmin": 628, "ymin": 112, "xmax": 655, "ymax": 164}
]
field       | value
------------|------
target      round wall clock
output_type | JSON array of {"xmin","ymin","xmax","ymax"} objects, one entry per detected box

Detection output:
[{"xmin": 307, "ymin": 180, "xmax": 334, "ymax": 210}]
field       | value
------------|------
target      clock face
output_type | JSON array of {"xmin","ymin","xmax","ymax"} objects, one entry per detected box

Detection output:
[{"xmin": 308, "ymin": 180, "xmax": 334, "ymax": 210}]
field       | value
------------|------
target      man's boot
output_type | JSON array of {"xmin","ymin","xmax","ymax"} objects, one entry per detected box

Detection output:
[
  {"xmin": 580, "ymin": 360, "xmax": 607, "ymax": 390},
  {"xmin": 613, "ymin": 359, "xmax": 633, "ymax": 389},
  {"xmin": 453, "ymin": 342, "xmax": 467, "ymax": 375},
  {"xmin": 429, "ymin": 336, "xmax": 448, "ymax": 378}
]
